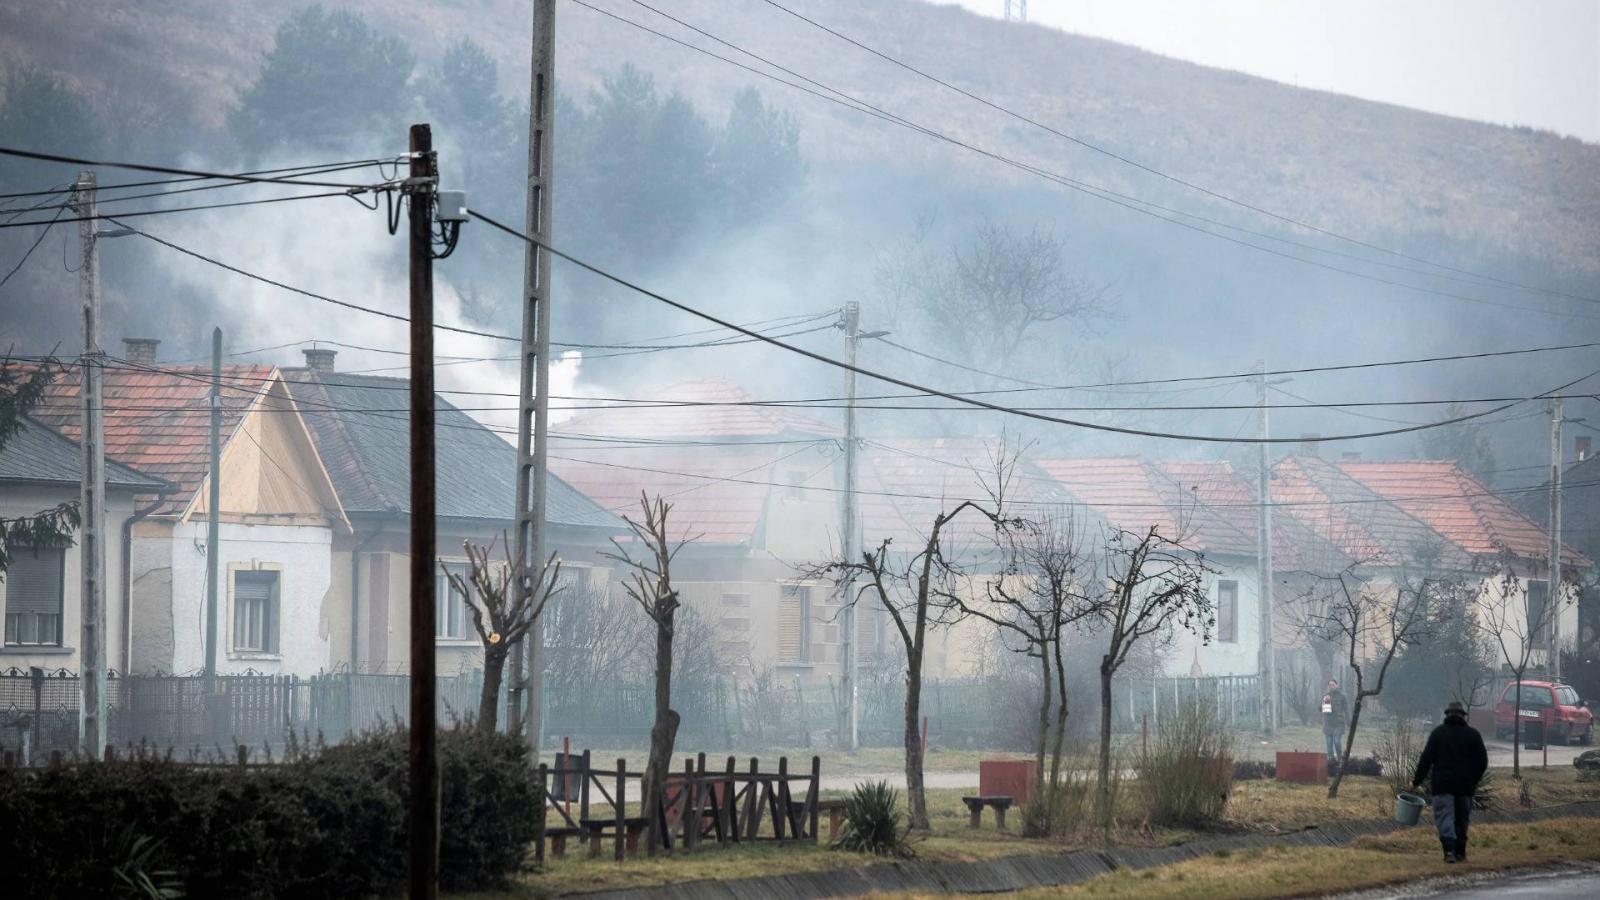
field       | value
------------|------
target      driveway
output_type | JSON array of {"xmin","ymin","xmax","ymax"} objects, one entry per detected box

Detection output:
[
  {"xmin": 1350, "ymin": 866, "xmax": 1600, "ymax": 899},
  {"xmin": 1484, "ymin": 736, "xmax": 1589, "ymax": 770}
]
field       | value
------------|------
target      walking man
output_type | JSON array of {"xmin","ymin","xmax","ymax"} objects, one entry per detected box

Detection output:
[
  {"xmin": 1321, "ymin": 679, "xmax": 1348, "ymax": 765},
  {"xmin": 1411, "ymin": 700, "xmax": 1488, "ymax": 864}
]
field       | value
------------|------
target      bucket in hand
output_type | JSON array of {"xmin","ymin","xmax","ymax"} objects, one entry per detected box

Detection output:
[{"xmin": 1395, "ymin": 792, "xmax": 1426, "ymax": 826}]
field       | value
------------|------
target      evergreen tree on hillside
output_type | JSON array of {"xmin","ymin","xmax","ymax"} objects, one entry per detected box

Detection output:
[
  {"xmin": 710, "ymin": 88, "xmax": 803, "ymax": 223},
  {"xmin": 0, "ymin": 66, "xmax": 105, "ymax": 190},
  {"xmin": 230, "ymin": 5, "xmax": 415, "ymax": 157},
  {"xmin": 1413, "ymin": 402, "xmax": 1498, "ymax": 486}
]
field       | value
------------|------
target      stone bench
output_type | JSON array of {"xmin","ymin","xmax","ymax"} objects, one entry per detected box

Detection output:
[{"xmin": 961, "ymin": 795, "xmax": 1014, "ymax": 830}]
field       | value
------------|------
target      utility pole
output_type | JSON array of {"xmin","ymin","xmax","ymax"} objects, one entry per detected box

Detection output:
[
  {"xmin": 205, "ymin": 327, "xmax": 221, "ymax": 687},
  {"xmin": 1004, "ymin": 0, "xmax": 1028, "ymax": 22},
  {"xmin": 1255, "ymin": 361, "xmax": 1276, "ymax": 738},
  {"xmin": 406, "ymin": 123, "xmax": 440, "ymax": 900},
  {"xmin": 511, "ymin": 0, "xmax": 556, "ymax": 752},
  {"xmin": 838, "ymin": 302, "xmax": 861, "ymax": 752},
  {"xmin": 73, "ymin": 171, "xmax": 108, "ymax": 758},
  {"xmin": 1549, "ymin": 397, "xmax": 1563, "ymax": 679}
]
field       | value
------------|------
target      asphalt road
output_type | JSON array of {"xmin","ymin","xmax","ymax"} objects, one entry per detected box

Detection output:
[{"xmin": 1394, "ymin": 868, "xmax": 1600, "ymax": 899}]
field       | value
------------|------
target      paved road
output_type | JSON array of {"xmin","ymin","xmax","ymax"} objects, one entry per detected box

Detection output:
[
  {"xmin": 1484, "ymin": 737, "xmax": 1588, "ymax": 770},
  {"xmin": 1356, "ymin": 864, "xmax": 1600, "ymax": 890}
]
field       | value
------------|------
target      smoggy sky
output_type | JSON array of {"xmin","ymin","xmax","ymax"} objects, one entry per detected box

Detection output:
[{"xmin": 950, "ymin": 0, "xmax": 1600, "ymax": 143}]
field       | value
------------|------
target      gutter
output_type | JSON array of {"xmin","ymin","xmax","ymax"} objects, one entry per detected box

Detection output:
[{"xmin": 120, "ymin": 489, "xmax": 175, "ymax": 675}]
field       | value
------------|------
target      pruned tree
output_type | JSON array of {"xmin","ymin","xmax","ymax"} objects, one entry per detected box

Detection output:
[
  {"xmin": 601, "ymin": 493, "xmax": 690, "ymax": 855},
  {"xmin": 1089, "ymin": 523, "xmax": 1215, "ymax": 822},
  {"xmin": 1476, "ymin": 555, "xmax": 1565, "ymax": 777},
  {"xmin": 954, "ymin": 513, "xmax": 1095, "ymax": 833},
  {"xmin": 808, "ymin": 494, "xmax": 1019, "ymax": 830},
  {"xmin": 1307, "ymin": 566, "xmax": 1434, "ymax": 798},
  {"xmin": 441, "ymin": 535, "xmax": 563, "ymax": 732}
]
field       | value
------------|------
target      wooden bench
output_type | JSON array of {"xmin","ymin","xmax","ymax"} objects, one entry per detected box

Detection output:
[
  {"xmin": 961, "ymin": 795, "xmax": 1013, "ymax": 830},
  {"xmin": 815, "ymin": 799, "xmax": 847, "ymax": 841},
  {"xmin": 579, "ymin": 817, "xmax": 649, "ymax": 858},
  {"xmin": 545, "ymin": 826, "xmax": 582, "ymax": 859}
]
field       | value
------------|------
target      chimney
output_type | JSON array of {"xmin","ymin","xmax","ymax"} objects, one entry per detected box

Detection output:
[
  {"xmin": 302, "ymin": 347, "xmax": 337, "ymax": 374},
  {"xmin": 1299, "ymin": 433, "xmax": 1321, "ymax": 458},
  {"xmin": 1341, "ymin": 451, "xmax": 1362, "ymax": 463},
  {"xmin": 1578, "ymin": 436, "xmax": 1592, "ymax": 462},
  {"xmin": 122, "ymin": 337, "xmax": 159, "ymax": 365}
]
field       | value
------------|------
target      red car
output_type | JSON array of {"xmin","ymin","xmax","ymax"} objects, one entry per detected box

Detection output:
[{"xmin": 1492, "ymin": 680, "xmax": 1594, "ymax": 745}]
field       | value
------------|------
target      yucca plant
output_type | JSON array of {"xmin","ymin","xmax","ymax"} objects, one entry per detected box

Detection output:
[{"xmin": 834, "ymin": 780, "xmax": 913, "ymax": 858}]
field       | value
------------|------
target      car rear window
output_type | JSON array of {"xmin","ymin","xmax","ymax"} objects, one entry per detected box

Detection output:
[
  {"xmin": 1514, "ymin": 685, "xmax": 1554, "ymax": 706},
  {"xmin": 1556, "ymin": 686, "xmax": 1581, "ymax": 705}
]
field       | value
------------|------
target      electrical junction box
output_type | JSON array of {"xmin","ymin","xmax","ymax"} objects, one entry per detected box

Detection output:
[{"xmin": 436, "ymin": 190, "xmax": 469, "ymax": 223}]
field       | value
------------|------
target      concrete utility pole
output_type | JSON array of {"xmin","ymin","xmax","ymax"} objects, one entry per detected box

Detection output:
[
  {"xmin": 1255, "ymin": 361, "xmax": 1276, "ymax": 737},
  {"xmin": 838, "ymin": 302, "xmax": 861, "ymax": 752},
  {"xmin": 1004, "ymin": 0, "xmax": 1028, "ymax": 22},
  {"xmin": 73, "ymin": 171, "xmax": 108, "ymax": 758},
  {"xmin": 406, "ymin": 123, "xmax": 440, "ymax": 900},
  {"xmin": 511, "ymin": 0, "xmax": 557, "ymax": 751},
  {"xmin": 205, "ymin": 327, "xmax": 222, "ymax": 689},
  {"xmin": 1550, "ymin": 397, "xmax": 1563, "ymax": 679}
]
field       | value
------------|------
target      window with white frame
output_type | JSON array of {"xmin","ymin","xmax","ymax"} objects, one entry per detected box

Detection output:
[
  {"xmin": 3, "ymin": 543, "xmax": 65, "ymax": 646},
  {"xmin": 1215, "ymin": 579, "xmax": 1239, "ymax": 643},
  {"xmin": 435, "ymin": 562, "xmax": 471, "ymax": 640},
  {"xmin": 232, "ymin": 569, "xmax": 280, "ymax": 654}
]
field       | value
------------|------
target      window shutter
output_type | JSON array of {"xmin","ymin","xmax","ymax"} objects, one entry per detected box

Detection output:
[
  {"xmin": 3, "ymin": 546, "xmax": 64, "ymax": 644},
  {"xmin": 855, "ymin": 597, "xmax": 878, "ymax": 660},
  {"xmin": 234, "ymin": 570, "xmax": 279, "ymax": 652},
  {"xmin": 1217, "ymin": 580, "xmax": 1238, "ymax": 643},
  {"xmin": 778, "ymin": 586, "xmax": 805, "ymax": 661}
]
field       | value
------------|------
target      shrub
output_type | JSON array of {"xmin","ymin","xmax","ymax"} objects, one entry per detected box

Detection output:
[
  {"xmin": 1231, "ymin": 759, "xmax": 1275, "ymax": 781},
  {"xmin": 834, "ymin": 780, "xmax": 912, "ymax": 858},
  {"xmin": 1374, "ymin": 717, "xmax": 1424, "ymax": 797},
  {"xmin": 0, "ymin": 725, "xmax": 538, "ymax": 899},
  {"xmin": 1139, "ymin": 702, "xmax": 1234, "ymax": 828},
  {"xmin": 1021, "ymin": 765, "xmax": 1094, "ymax": 838}
]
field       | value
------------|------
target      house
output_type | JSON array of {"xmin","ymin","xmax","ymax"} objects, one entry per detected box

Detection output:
[
  {"xmin": 280, "ymin": 348, "xmax": 620, "ymax": 676},
  {"xmin": 0, "ymin": 415, "xmax": 165, "ymax": 673},
  {"xmin": 33, "ymin": 341, "xmax": 350, "ymax": 677},
  {"xmin": 549, "ymin": 379, "xmax": 845, "ymax": 681},
  {"xmin": 1519, "ymin": 435, "xmax": 1600, "ymax": 698},
  {"xmin": 1273, "ymin": 455, "xmax": 1589, "ymax": 674}
]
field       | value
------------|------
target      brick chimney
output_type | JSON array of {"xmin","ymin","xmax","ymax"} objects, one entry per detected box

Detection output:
[
  {"xmin": 1578, "ymin": 436, "xmax": 1592, "ymax": 462},
  {"xmin": 302, "ymin": 347, "xmax": 337, "ymax": 374},
  {"xmin": 122, "ymin": 337, "xmax": 159, "ymax": 364}
]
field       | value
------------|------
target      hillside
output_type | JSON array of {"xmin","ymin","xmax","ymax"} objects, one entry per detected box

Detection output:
[{"xmin": 3, "ymin": 0, "xmax": 1599, "ymax": 274}]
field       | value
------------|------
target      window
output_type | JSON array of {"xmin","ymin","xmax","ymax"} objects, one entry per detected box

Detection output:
[
  {"xmin": 3, "ymin": 544, "xmax": 65, "ymax": 646},
  {"xmin": 435, "ymin": 562, "xmax": 470, "ymax": 640},
  {"xmin": 1215, "ymin": 580, "xmax": 1239, "ymax": 644},
  {"xmin": 232, "ymin": 570, "xmax": 279, "ymax": 654},
  {"xmin": 1514, "ymin": 685, "xmax": 1553, "ymax": 708},
  {"xmin": 1556, "ymin": 686, "xmax": 1581, "ymax": 706},
  {"xmin": 1526, "ymin": 580, "xmax": 1551, "ymax": 648},
  {"xmin": 855, "ymin": 599, "xmax": 880, "ymax": 660},
  {"xmin": 778, "ymin": 584, "xmax": 811, "ymax": 663}
]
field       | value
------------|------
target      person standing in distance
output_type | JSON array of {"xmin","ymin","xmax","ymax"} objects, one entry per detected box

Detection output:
[
  {"xmin": 1321, "ymin": 679, "xmax": 1349, "ymax": 766},
  {"xmin": 1412, "ymin": 700, "xmax": 1488, "ymax": 864}
]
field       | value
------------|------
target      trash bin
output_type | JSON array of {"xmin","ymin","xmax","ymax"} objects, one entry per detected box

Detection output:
[
  {"xmin": 1524, "ymin": 720, "xmax": 1545, "ymax": 750},
  {"xmin": 1395, "ymin": 792, "xmax": 1426, "ymax": 826}
]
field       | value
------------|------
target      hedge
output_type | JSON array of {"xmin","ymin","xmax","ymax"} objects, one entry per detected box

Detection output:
[{"xmin": 0, "ymin": 726, "xmax": 540, "ymax": 899}]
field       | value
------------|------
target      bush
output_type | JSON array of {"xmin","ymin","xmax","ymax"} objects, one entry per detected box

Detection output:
[
  {"xmin": 1231, "ymin": 759, "xmax": 1275, "ymax": 781},
  {"xmin": 833, "ymin": 780, "xmax": 912, "ymax": 858},
  {"xmin": 1139, "ymin": 702, "xmax": 1234, "ymax": 828},
  {"xmin": 0, "ymin": 725, "xmax": 539, "ymax": 899},
  {"xmin": 1374, "ymin": 717, "xmax": 1424, "ymax": 797},
  {"xmin": 1021, "ymin": 766, "xmax": 1094, "ymax": 838}
]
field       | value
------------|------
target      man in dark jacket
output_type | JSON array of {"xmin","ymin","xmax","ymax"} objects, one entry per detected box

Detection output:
[
  {"xmin": 1412, "ymin": 700, "xmax": 1489, "ymax": 863},
  {"xmin": 1321, "ymin": 679, "xmax": 1349, "ymax": 764}
]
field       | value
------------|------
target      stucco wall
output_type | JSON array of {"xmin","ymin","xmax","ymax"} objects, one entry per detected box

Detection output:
[
  {"xmin": 0, "ymin": 484, "xmax": 134, "ymax": 673},
  {"xmin": 168, "ymin": 520, "xmax": 333, "ymax": 675},
  {"xmin": 129, "ymin": 520, "xmax": 175, "ymax": 672}
]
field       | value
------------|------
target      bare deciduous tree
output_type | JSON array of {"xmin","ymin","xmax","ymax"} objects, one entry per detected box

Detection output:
[
  {"xmin": 441, "ymin": 535, "xmax": 563, "ymax": 732},
  {"xmin": 1476, "ymin": 557, "xmax": 1565, "ymax": 777},
  {"xmin": 1089, "ymin": 524, "xmax": 1215, "ymax": 822},
  {"xmin": 601, "ymin": 494, "xmax": 690, "ymax": 855},
  {"xmin": 1306, "ymin": 566, "xmax": 1433, "ymax": 798}
]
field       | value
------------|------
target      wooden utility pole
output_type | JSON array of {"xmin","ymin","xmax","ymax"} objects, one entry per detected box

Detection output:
[
  {"xmin": 1255, "ymin": 361, "xmax": 1276, "ymax": 737},
  {"xmin": 406, "ymin": 123, "xmax": 440, "ymax": 900},
  {"xmin": 73, "ymin": 170, "xmax": 108, "ymax": 758},
  {"xmin": 1550, "ymin": 397, "xmax": 1563, "ymax": 679},
  {"xmin": 838, "ymin": 302, "xmax": 860, "ymax": 751},
  {"xmin": 511, "ymin": 0, "xmax": 557, "ymax": 750},
  {"xmin": 205, "ymin": 327, "xmax": 222, "ymax": 687}
]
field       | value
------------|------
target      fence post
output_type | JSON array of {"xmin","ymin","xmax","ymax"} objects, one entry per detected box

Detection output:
[
  {"xmin": 683, "ymin": 755, "xmax": 698, "ymax": 851},
  {"xmin": 743, "ymin": 757, "xmax": 760, "ymax": 841},
  {"xmin": 579, "ymin": 749, "xmax": 591, "ymax": 825},
  {"xmin": 535, "ymin": 763, "xmax": 548, "ymax": 867},
  {"xmin": 721, "ymin": 755, "xmax": 736, "ymax": 847},
  {"xmin": 807, "ymin": 755, "xmax": 820, "ymax": 844},
  {"xmin": 614, "ymin": 758, "xmax": 626, "ymax": 862}
]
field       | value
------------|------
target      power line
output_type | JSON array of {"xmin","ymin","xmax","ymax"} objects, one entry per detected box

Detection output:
[
  {"xmin": 0, "ymin": 205, "xmax": 66, "ymax": 290},
  {"xmin": 753, "ymin": 0, "xmax": 1597, "ymax": 307},
  {"xmin": 0, "ymin": 157, "xmax": 406, "ymax": 201},
  {"xmin": 0, "ymin": 146, "xmax": 399, "ymax": 191},
  {"xmin": 0, "ymin": 190, "xmax": 364, "ymax": 231},
  {"xmin": 471, "ymin": 207, "xmax": 1600, "ymax": 443},
  {"xmin": 11, "ymin": 159, "xmax": 405, "ymax": 214},
  {"xmin": 576, "ymin": 0, "xmax": 1599, "ymax": 322}
]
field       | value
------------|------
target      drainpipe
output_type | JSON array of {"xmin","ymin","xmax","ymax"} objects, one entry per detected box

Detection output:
[
  {"xmin": 120, "ymin": 489, "xmax": 174, "ymax": 675},
  {"xmin": 349, "ymin": 526, "xmax": 383, "ymax": 671}
]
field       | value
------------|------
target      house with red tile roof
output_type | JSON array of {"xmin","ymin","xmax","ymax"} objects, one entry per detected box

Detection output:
[
  {"xmin": 33, "ymin": 342, "xmax": 350, "ymax": 678},
  {"xmin": 551, "ymin": 379, "xmax": 849, "ymax": 681}
]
